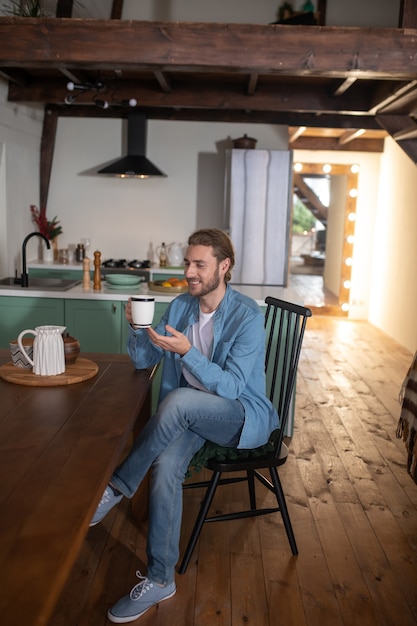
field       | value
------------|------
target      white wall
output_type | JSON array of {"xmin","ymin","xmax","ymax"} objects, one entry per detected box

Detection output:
[
  {"xmin": 47, "ymin": 118, "xmax": 288, "ymax": 261},
  {"xmin": 368, "ymin": 137, "xmax": 417, "ymax": 351},
  {"xmin": 0, "ymin": 82, "xmax": 44, "ymax": 276}
]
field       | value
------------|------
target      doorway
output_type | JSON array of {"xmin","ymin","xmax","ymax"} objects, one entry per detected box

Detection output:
[{"xmin": 289, "ymin": 162, "xmax": 358, "ymax": 315}]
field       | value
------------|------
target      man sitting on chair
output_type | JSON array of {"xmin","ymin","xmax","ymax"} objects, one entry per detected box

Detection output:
[{"xmin": 90, "ymin": 228, "xmax": 278, "ymax": 623}]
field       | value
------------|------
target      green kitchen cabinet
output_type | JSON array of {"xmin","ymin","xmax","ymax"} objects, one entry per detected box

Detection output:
[
  {"xmin": 0, "ymin": 296, "xmax": 65, "ymax": 348},
  {"xmin": 65, "ymin": 299, "xmax": 123, "ymax": 353}
]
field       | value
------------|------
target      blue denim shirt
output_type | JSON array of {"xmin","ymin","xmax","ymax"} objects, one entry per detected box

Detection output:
[{"xmin": 127, "ymin": 284, "xmax": 279, "ymax": 448}]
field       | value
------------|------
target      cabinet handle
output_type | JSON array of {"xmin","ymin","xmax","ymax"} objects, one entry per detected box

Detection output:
[{"xmin": 112, "ymin": 303, "xmax": 117, "ymax": 314}]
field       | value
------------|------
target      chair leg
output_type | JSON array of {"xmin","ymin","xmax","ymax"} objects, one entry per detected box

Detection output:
[
  {"xmin": 247, "ymin": 470, "xmax": 256, "ymax": 510},
  {"xmin": 178, "ymin": 470, "xmax": 221, "ymax": 574},
  {"xmin": 270, "ymin": 467, "xmax": 298, "ymax": 555}
]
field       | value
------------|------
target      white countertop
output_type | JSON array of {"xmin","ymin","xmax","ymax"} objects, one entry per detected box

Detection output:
[
  {"xmin": 0, "ymin": 280, "xmax": 299, "ymax": 306},
  {"xmin": 27, "ymin": 260, "xmax": 186, "ymax": 274}
]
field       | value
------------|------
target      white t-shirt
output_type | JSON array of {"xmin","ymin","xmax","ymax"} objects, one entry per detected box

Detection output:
[{"xmin": 182, "ymin": 309, "xmax": 215, "ymax": 391}]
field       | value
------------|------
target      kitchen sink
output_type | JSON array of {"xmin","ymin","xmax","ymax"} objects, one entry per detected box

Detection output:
[{"xmin": 0, "ymin": 277, "xmax": 81, "ymax": 291}]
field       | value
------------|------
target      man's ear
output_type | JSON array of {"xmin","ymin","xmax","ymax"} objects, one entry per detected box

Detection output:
[{"xmin": 220, "ymin": 257, "xmax": 230, "ymax": 275}]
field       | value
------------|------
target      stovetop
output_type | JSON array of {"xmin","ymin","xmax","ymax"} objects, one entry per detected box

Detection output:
[{"xmin": 102, "ymin": 258, "xmax": 151, "ymax": 269}]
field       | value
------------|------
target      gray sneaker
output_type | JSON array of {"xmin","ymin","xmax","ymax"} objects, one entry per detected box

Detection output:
[
  {"xmin": 107, "ymin": 571, "xmax": 176, "ymax": 623},
  {"xmin": 89, "ymin": 485, "xmax": 123, "ymax": 527}
]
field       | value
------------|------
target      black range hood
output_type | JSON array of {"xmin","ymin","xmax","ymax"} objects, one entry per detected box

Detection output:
[{"xmin": 98, "ymin": 113, "xmax": 166, "ymax": 178}]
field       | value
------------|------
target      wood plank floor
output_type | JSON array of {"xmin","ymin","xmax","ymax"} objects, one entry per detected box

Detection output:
[{"xmin": 52, "ymin": 316, "xmax": 417, "ymax": 626}]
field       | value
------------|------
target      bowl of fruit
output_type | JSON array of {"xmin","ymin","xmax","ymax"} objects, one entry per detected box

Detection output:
[{"xmin": 148, "ymin": 277, "xmax": 188, "ymax": 293}]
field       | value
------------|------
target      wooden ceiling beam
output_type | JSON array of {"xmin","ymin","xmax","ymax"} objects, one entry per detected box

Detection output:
[
  {"xmin": 376, "ymin": 83, "xmax": 417, "ymax": 115},
  {"xmin": 376, "ymin": 114, "xmax": 417, "ymax": 163},
  {"xmin": 368, "ymin": 79, "xmax": 417, "ymax": 114},
  {"xmin": 58, "ymin": 68, "xmax": 88, "ymax": 85},
  {"xmin": 338, "ymin": 128, "xmax": 366, "ymax": 145},
  {"xmin": 55, "ymin": 0, "xmax": 74, "ymax": 18},
  {"xmin": 392, "ymin": 122, "xmax": 417, "ymax": 141},
  {"xmin": 153, "ymin": 71, "xmax": 172, "ymax": 93},
  {"xmin": 289, "ymin": 126, "xmax": 307, "ymax": 142},
  {"xmin": 247, "ymin": 74, "xmax": 258, "ymax": 95},
  {"xmin": 332, "ymin": 77, "xmax": 357, "ymax": 97},
  {"xmin": 111, "ymin": 0, "xmax": 124, "ymax": 20},
  {"xmin": 399, "ymin": 0, "xmax": 417, "ymax": 27},
  {"xmin": 0, "ymin": 67, "xmax": 29, "ymax": 87},
  {"xmin": 50, "ymin": 104, "xmax": 383, "ymax": 129},
  {"xmin": 1, "ymin": 20, "xmax": 417, "ymax": 79},
  {"xmin": 290, "ymin": 136, "xmax": 385, "ymax": 152},
  {"xmin": 8, "ymin": 78, "xmax": 375, "ymax": 115}
]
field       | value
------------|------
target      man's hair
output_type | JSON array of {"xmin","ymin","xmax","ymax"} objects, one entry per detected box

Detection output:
[{"xmin": 188, "ymin": 228, "xmax": 235, "ymax": 282}]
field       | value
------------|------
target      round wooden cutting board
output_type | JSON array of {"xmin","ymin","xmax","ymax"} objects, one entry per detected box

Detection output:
[{"xmin": 0, "ymin": 358, "xmax": 99, "ymax": 386}]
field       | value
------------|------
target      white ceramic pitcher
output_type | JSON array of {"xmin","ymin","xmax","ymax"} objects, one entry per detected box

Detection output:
[{"xmin": 17, "ymin": 325, "xmax": 66, "ymax": 376}]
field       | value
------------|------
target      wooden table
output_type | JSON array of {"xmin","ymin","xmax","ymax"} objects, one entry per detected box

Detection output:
[{"xmin": 0, "ymin": 350, "xmax": 153, "ymax": 626}]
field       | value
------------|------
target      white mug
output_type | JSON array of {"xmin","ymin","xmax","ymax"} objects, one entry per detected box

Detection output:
[
  {"xmin": 131, "ymin": 296, "xmax": 155, "ymax": 328},
  {"xmin": 17, "ymin": 325, "xmax": 66, "ymax": 376}
]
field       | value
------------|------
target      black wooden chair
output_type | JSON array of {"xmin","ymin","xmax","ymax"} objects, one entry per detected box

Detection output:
[{"xmin": 178, "ymin": 296, "xmax": 312, "ymax": 574}]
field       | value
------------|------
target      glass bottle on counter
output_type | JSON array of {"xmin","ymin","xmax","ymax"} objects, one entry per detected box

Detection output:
[
  {"xmin": 75, "ymin": 243, "xmax": 85, "ymax": 262},
  {"xmin": 159, "ymin": 242, "xmax": 167, "ymax": 267}
]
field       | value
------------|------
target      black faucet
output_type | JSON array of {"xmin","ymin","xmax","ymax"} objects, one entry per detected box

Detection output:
[{"xmin": 16, "ymin": 232, "xmax": 51, "ymax": 287}]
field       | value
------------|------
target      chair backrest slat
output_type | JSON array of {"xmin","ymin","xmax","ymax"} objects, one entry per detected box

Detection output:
[{"xmin": 264, "ymin": 297, "xmax": 312, "ymax": 458}]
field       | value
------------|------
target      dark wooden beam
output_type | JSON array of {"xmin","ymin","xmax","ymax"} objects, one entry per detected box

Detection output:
[
  {"xmin": 332, "ymin": 77, "xmax": 357, "ymax": 97},
  {"xmin": 51, "ymin": 104, "xmax": 384, "ymax": 130},
  {"xmin": 290, "ymin": 136, "xmax": 385, "ymax": 152},
  {"xmin": 0, "ymin": 67, "xmax": 29, "ymax": 86},
  {"xmin": 399, "ymin": 0, "xmax": 417, "ymax": 27},
  {"xmin": 288, "ymin": 126, "xmax": 307, "ymax": 142},
  {"xmin": 55, "ymin": 1, "xmax": 74, "ymax": 18},
  {"xmin": 338, "ymin": 128, "xmax": 366, "ymax": 145},
  {"xmin": 368, "ymin": 80, "xmax": 417, "ymax": 114},
  {"xmin": 317, "ymin": 0, "xmax": 327, "ymax": 26},
  {"xmin": 0, "ymin": 20, "xmax": 417, "ymax": 78},
  {"xmin": 393, "ymin": 122, "xmax": 417, "ymax": 141},
  {"xmin": 8, "ymin": 78, "xmax": 377, "ymax": 115},
  {"xmin": 153, "ymin": 71, "xmax": 171, "ymax": 93},
  {"xmin": 376, "ymin": 114, "xmax": 417, "ymax": 163},
  {"xmin": 40, "ymin": 106, "xmax": 58, "ymax": 210},
  {"xmin": 111, "ymin": 0, "xmax": 124, "ymax": 20},
  {"xmin": 375, "ymin": 83, "xmax": 417, "ymax": 115},
  {"xmin": 247, "ymin": 74, "xmax": 258, "ymax": 95}
]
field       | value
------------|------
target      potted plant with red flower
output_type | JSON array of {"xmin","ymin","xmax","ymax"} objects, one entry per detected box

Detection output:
[{"xmin": 30, "ymin": 205, "xmax": 63, "ymax": 260}]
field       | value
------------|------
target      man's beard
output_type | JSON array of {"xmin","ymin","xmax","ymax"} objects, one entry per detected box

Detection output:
[{"xmin": 189, "ymin": 265, "xmax": 221, "ymax": 298}]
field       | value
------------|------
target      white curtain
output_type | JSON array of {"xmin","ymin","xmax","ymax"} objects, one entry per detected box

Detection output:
[{"xmin": 229, "ymin": 149, "xmax": 292, "ymax": 285}]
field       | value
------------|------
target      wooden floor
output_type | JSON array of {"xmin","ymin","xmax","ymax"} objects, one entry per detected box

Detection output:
[
  {"xmin": 289, "ymin": 270, "xmax": 339, "ymax": 308},
  {"xmin": 52, "ymin": 316, "xmax": 417, "ymax": 626}
]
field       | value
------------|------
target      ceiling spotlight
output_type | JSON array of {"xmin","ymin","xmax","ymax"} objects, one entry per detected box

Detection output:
[
  {"xmin": 64, "ymin": 94, "xmax": 77, "ymax": 104},
  {"xmin": 95, "ymin": 99, "xmax": 109, "ymax": 109},
  {"xmin": 121, "ymin": 98, "xmax": 137, "ymax": 107}
]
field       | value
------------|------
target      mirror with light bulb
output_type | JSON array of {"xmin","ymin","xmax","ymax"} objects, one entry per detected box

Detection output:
[{"xmin": 290, "ymin": 163, "xmax": 358, "ymax": 315}]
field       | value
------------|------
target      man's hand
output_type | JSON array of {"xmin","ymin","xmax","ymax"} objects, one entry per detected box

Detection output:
[
  {"xmin": 147, "ymin": 324, "xmax": 191, "ymax": 356},
  {"xmin": 125, "ymin": 298, "xmax": 134, "ymax": 325}
]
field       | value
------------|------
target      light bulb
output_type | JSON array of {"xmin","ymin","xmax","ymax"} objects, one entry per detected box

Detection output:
[
  {"xmin": 66, "ymin": 81, "xmax": 75, "ymax": 91},
  {"xmin": 95, "ymin": 99, "xmax": 109, "ymax": 109}
]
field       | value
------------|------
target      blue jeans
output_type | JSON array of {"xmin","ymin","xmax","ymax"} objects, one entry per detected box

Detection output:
[{"xmin": 111, "ymin": 387, "xmax": 245, "ymax": 585}]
